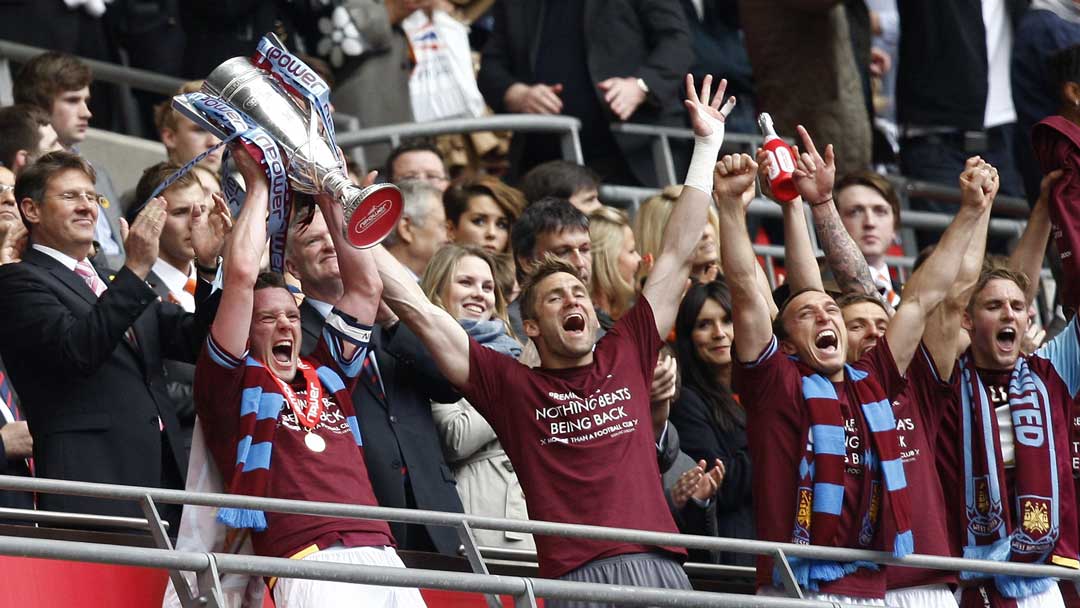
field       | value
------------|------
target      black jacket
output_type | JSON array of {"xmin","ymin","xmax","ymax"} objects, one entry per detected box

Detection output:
[
  {"xmin": 0, "ymin": 249, "xmax": 214, "ymax": 524},
  {"xmin": 477, "ymin": 0, "xmax": 693, "ymax": 186},
  {"xmin": 300, "ymin": 301, "xmax": 465, "ymax": 555}
]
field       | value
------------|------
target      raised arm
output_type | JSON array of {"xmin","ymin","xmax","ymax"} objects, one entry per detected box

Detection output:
[
  {"xmin": 755, "ymin": 144, "xmax": 821, "ymax": 293},
  {"xmin": 791, "ymin": 126, "xmax": 889, "ymax": 308},
  {"xmin": 644, "ymin": 74, "xmax": 735, "ymax": 337},
  {"xmin": 715, "ymin": 154, "xmax": 773, "ymax": 363},
  {"xmin": 211, "ymin": 145, "xmax": 269, "ymax": 358},
  {"xmin": 890, "ymin": 159, "xmax": 997, "ymax": 375},
  {"xmin": 1008, "ymin": 170, "xmax": 1061, "ymax": 304},
  {"xmin": 372, "ymin": 245, "xmax": 472, "ymax": 388}
]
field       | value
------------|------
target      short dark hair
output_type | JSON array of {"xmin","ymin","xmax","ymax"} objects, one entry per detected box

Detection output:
[
  {"xmin": 131, "ymin": 162, "xmax": 201, "ymax": 222},
  {"xmin": 384, "ymin": 139, "xmax": 445, "ymax": 182},
  {"xmin": 15, "ymin": 150, "xmax": 96, "ymax": 207},
  {"xmin": 835, "ymin": 170, "xmax": 901, "ymax": 224},
  {"xmin": 520, "ymin": 160, "xmax": 599, "ymax": 204},
  {"xmin": 1050, "ymin": 43, "xmax": 1080, "ymax": 91},
  {"xmin": 510, "ymin": 196, "xmax": 589, "ymax": 273},
  {"xmin": 772, "ymin": 287, "xmax": 830, "ymax": 341},
  {"xmin": 14, "ymin": 52, "xmax": 92, "ymax": 111},
  {"xmin": 519, "ymin": 255, "xmax": 582, "ymax": 322},
  {"xmin": 0, "ymin": 104, "xmax": 51, "ymax": 169},
  {"xmin": 254, "ymin": 271, "xmax": 289, "ymax": 291},
  {"xmin": 836, "ymin": 292, "xmax": 890, "ymax": 316}
]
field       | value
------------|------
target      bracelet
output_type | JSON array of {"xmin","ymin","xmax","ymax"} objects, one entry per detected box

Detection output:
[
  {"xmin": 810, "ymin": 196, "xmax": 834, "ymax": 208},
  {"xmin": 194, "ymin": 256, "xmax": 221, "ymax": 274}
]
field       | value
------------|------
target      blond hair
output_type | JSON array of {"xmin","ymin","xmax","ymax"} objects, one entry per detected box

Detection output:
[
  {"xmin": 154, "ymin": 80, "xmax": 205, "ymax": 135},
  {"xmin": 633, "ymin": 185, "xmax": 719, "ymax": 281},
  {"xmin": 589, "ymin": 206, "xmax": 637, "ymax": 318},
  {"xmin": 420, "ymin": 244, "xmax": 513, "ymax": 336}
]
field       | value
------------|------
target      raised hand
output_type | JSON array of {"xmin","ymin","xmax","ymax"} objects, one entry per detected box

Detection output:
[
  {"xmin": 958, "ymin": 156, "xmax": 997, "ymax": 212},
  {"xmin": 684, "ymin": 74, "xmax": 736, "ymax": 142},
  {"xmin": 791, "ymin": 125, "xmax": 836, "ymax": 206},
  {"xmin": 712, "ymin": 153, "xmax": 758, "ymax": 210},
  {"xmin": 231, "ymin": 144, "xmax": 268, "ymax": 193},
  {"xmin": 122, "ymin": 197, "xmax": 168, "ymax": 279},
  {"xmin": 191, "ymin": 192, "xmax": 233, "ymax": 267}
]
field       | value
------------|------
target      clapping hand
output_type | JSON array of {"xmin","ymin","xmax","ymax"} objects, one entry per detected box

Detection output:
[
  {"xmin": 120, "ymin": 197, "xmax": 168, "ymax": 279},
  {"xmin": 191, "ymin": 192, "xmax": 233, "ymax": 267},
  {"xmin": 671, "ymin": 459, "xmax": 726, "ymax": 509}
]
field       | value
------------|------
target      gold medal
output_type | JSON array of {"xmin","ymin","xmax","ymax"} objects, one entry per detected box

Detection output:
[{"xmin": 304, "ymin": 432, "xmax": 326, "ymax": 453}]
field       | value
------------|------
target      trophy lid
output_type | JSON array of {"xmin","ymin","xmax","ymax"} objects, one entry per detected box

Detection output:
[{"xmin": 344, "ymin": 183, "xmax": 404, "ymax": 249}]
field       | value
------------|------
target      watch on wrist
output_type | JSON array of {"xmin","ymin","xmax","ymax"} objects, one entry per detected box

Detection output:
[
  {"xmin": 636, "ymin": 78, "xmax": 650, "ymax": 95},
  {"xmin": 194, "ymin": 256, "xmax": 221, "ymax": 274}
]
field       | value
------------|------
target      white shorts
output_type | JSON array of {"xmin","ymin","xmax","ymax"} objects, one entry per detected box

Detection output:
[
  {"xmin": 273, "ymin": 545, "xmax": 427, "ymax": 608},
  {"xmin": 955, "ymin": 584, "xmax": 1065, "ymax": 608},
  {"xmin": 885, "ymin": 584, "xmax": 957, "ymax": 608},
  {"xmin": 757, "ymin": 585, "xmax": 886, "ymax": 605}
]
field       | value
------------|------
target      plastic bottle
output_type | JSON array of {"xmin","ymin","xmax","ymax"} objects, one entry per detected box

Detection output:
[{"xmin": 758, "ymin": 112, "xmax": 799, "ymax": 202}]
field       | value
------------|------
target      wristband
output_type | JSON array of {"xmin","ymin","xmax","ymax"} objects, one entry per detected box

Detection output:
[
  {"xmin": 194, "ymin": 256, "xmax": 221, "ymax": 274},
  {"xmin": 810, "ymin": 196, "xmax": 834, "ymax": 208}
]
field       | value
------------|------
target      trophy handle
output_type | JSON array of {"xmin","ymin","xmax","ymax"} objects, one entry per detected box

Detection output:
[{"xmin": 342, "ymin": 183, "xmax": 404, "ymax": 249}]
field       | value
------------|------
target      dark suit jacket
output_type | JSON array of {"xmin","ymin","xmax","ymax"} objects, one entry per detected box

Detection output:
[
  {"xmin": 0, "ymin": 249, "xmax": 214, "ymax": 523},
  {"xmin": 477, "ymin": 0, "xmax": 692, "ymax": 186},
  {"xmin": 145, "ymin": 270, "xmax": 197, "ymax": 459},
  {"xmin": 300, "ymin": 301, "xmax": 465, "ymax": 554}
]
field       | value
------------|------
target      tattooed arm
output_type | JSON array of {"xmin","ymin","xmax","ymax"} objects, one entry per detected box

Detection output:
[{"xmin": 790, "ymin": 126, "xmax": 890, "ymax": 311}]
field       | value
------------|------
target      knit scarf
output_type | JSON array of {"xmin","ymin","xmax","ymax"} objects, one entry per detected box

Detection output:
[
  {"xmin": 958, "ymin": 353, "xmax": 1072, "ymax": 600},
  {"xmin": 777, "ymin": 361, "xmax": 914, "ymax": 591},
  {"xmin": 460, "ymin": 318, "xmax": 522, "ymax": 358},
  {"xmin": 215, "ymin": 355, "xmax": 362, "ymax": 531}
]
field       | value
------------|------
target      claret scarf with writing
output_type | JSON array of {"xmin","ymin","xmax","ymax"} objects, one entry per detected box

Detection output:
[
  {"xmin": 958, "ymin": 353, "xmax": 1079, "ymax": 602},
  {"xmin": 208, "ymin": 338, "xmax": 363, "ymax": 531},
  {"xmin": 777, "ymin": 361, "xmax": 913, "ymax": 590}
]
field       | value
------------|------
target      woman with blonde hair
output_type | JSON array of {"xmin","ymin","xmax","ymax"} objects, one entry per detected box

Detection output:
[
  {"xmin": 588, "ymin": 206, "xmax": 642, "ymax": 329},
  {"xmin": 634, "ymin": 185, "xmax": 721, "ymax": 284},
  {"xmin": 419, "ymin": 244, "xmax": 534, "ymax": 550}
]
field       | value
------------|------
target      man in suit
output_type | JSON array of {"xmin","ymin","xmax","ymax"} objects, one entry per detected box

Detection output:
[
  {"xmin": 14, "ymin": 52, "xmax": 127, "ymax": 269},
  {"xmin": 0, "ymin": 151, "xmax": 219, "ymax": 528},
  {"xmin": 477, "ymin": 0, "xmax": 693, "ymax": 187},
  {"xmin": 286, "ymin": 201, "xmax": 465, "ymax": 555},
  {"xmin": 382, "ymin": 179, "xmax": 449, "ymax": 280}
]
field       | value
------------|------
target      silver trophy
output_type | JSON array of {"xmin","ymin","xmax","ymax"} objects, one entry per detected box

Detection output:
[{"xmin": 202, "ymin": 52, "xmax": 401, "ymax": 248}]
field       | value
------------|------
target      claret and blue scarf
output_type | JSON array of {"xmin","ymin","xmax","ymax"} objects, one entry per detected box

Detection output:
[
  {"xmin": 958, "ymin": 353, "xmax": 1079, "ymax": 601},
  {"xmin": 777, "ymin": 360, "xmax": 914, "ymax": 591}
]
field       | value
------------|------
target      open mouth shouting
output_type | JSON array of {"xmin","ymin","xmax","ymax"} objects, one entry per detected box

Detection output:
[
  {"xmin": 995, "ymin": 326, "xmax": 1017, "ymax": 352},
  {"xmin": 562, "ymin": 311, "xmax": 586, "ymax": 335},
  {"xmin": 815, "ymin": 328, "xmax": 839, "ymax": 354},
  {"xmin": 272, "ymin": 339, "xmax": 294, "ymax": 364}
]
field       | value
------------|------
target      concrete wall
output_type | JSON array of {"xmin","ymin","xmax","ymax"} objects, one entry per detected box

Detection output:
[{"xmin": 79, "ymin": 127, "xmax": 167, "ymax": 213}]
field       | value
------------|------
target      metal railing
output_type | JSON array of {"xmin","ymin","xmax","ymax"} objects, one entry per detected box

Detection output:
[{"xmin": 2, "ymin": 475, "xmax": 1080, "ymax": 608}]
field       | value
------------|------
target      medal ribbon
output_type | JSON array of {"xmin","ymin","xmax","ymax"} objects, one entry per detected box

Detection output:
[{"xmin": 266, "ymin": 360, "xmax": 324, "ymax": 433}]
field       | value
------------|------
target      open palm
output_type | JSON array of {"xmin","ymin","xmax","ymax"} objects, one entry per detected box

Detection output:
[{"xmin": 684, "ymin": 74, "xmax": 736, "ymax": 139}]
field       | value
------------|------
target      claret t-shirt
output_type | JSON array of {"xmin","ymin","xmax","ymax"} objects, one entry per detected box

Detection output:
[
  {"xmin": 459, "ymin": 296, "xmax": 686, "ymax": 578},
  {"xmin": 734, "ymin": 336, "xmax": 906, "ymax": 599}
]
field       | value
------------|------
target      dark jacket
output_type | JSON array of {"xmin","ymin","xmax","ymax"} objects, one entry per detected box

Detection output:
[
  {"xmin": 0, "ymin": 249, "xmax": 215, "ymax": 524},
  {"xmin": 477, "ymin": 0, "xmax": 693, "ymax": 186},
  {"xmin": 300, "ymin": 301, "xmax": 465, "ymax": 555},
  {"xmin": 668, "ymin": 385, "xmax": 754, "ymax": 566},
  {"xmin": 145, "ymin": 270, "xmax": 197, "ymax": 459}
]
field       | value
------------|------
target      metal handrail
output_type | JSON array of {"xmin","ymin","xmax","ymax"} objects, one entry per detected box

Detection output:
[{"xmin": 1, "ymin": 474, "xmax": 1079, "ymax": 584}]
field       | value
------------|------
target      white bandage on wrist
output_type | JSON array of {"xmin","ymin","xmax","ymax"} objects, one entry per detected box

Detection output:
[{"xmin": 683, "ymin": 106, "xmax": 728, "ymax": 194}]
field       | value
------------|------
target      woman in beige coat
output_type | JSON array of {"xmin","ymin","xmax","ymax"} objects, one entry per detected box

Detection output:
[{"xmin": 420, "ymin": 245, "xmax": 535, "ymax": 551}]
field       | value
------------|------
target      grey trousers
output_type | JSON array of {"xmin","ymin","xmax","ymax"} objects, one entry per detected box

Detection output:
[{"xmin": 551, "ymin": 552, "xmax": 691, "ymax": 608}]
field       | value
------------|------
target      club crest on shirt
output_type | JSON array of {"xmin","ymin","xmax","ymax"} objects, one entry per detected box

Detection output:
[
  {"xmin": 795, "ymin": 486, "xmax": 813, "ymax": 542},
  {"xmin": 968, "ymin": 475, "xmax": 1004, "ymax": 536},
  {"xmin": 1013, "ymin": 494, "xmax": 1058, "ymax": 554},
  {"xmin": 859, "ymin": 480, "xmax": 882, "ymax": 547}
]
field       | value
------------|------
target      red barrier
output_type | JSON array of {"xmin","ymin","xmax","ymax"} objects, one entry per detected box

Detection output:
[{"xmin": 0, "ymin": 556, "xmax": 534, "ymax": 607}]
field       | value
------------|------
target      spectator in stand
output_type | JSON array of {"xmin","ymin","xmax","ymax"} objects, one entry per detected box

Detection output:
[
  {"xmin": 155, "ymin": 81, "xmax": 224, "ymax": 173},
  {"xmin": 130, "ymin": 163, "xmax": 231, "ymax": 458},
  {"xmin": 832, "ymin": 170, "xmax": 903, "ymax": 307},
  {"xmin": 0, "ymin": 105, "xmax": 63, "ymax": 175},
  {"xmin": 720, "ymin": 125, "xmax": 989, "ymax": 602},
  {"xmin": 420, "ymin": 244, "xmax": 534, "ymax": 551},
  {"xmin": 477, "ymin": 0, "xmax": 693, "ymax": 187},
  {"xmin": 382, "ymin": 180, "xmax": 450, "ymax": 280},
  {"xmin": 1013, "ymin": 4, "xmax": 1080, "ymax": 206},
  {"xmin": 443, "ymin": 176, "xmax": 526, "ymax": 255},
  {"xmin": 193, "ymin": 146, "xmax": 424, "ymax": 607},
  {"xmin": 0, "ymin": 151, "xmax": 223, "ymax": 528},
  {"xmin": 520, "ymin": 160, "xmax": 602, "ymax": 214},
  {"xmin": 14, "ymin": 52, "xmax": 126, "ymax": 270},
  {"xmin": 678, "ymin": 0, "xmax": 758, "ymax": 134},
  {"xmin": 669, "ymin": 279, "xmax": 754, "ymax": 567},
  {"xmin": 385, "ymin": 141, "xmax": 451, "ymax": 193},
  {"xmin": 286, "ymin": 193, "xmax": 466, "ymax": 556},
  {"xmin": 633, "ymin": 185, "xmax": 720, "ymax": 284},
  {"xmin": 896, "ymin": 0, "xmax": 1027, "ymax": 234},
  {"xmin": 192, "ymin": 165, "xmax": 223, "ymax": 199},
  {"xmin": 372, "ymin": 74, "xmax": 735, "ymax": 600},
  {"xmin": 739, "ymin": 1, "xmax": 871, "ymax": 177},
  {"xmin": 588, "ymin": 206, "xmax": 642, "ymax": 331},
  {"xmin": 0, "ymin": 166, "xmax": 33, "ymax": 514}
]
